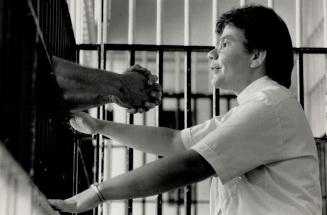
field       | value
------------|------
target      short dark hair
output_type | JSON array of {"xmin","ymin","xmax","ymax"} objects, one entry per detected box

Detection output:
[{"xmin": 216, "ymin": 5, "xmax": 294, "ymax": 88}]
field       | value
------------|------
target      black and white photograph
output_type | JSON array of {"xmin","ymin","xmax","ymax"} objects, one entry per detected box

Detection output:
[{"xmin": 0, "ymin": 0, "xmax": 326, "ymax": 215}]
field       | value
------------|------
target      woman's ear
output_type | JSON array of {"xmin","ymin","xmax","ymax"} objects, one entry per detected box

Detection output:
[{"xmin": 250, "ymin": 49, "xmax": 267, "ymax": 68}]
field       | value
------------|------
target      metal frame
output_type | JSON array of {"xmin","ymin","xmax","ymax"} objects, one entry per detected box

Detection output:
[{"xmin": 76, "ymin": 44, "xmax": 327, "ymax": 215}]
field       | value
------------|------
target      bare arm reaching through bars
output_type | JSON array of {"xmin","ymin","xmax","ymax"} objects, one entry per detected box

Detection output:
[
  {"xmin": 49, "ymin": 150, "xmax": 215, "ymax": 213},
  {"xmin": 53, "ymin": 56, "xmax": 162, "ymax": 113},
  {"xmin": 48, "ymin": 112, "xmax": 215, "ymax": 213}
]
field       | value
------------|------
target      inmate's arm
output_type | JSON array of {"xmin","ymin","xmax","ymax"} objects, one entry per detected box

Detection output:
[
  {"xmin": 69, "ymin": 112, "xmax": 186, "ymax": 156},
  {"xmin": 49, "ymin": 149, "xmax": 215, "ymax": 213},
  {"xmin": 53, "ymin": 56, "xmax": 162, "ymax": 113}
]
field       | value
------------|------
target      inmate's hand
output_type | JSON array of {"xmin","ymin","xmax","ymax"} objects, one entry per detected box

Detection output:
[
  {"xmin": 117, "ymin": 64, "xmax": 162, "ymax": 114},
  {"xmin": 49, "ymin": 188, "xmax": 100, "ymax": 213},
  {"xmin": 70, "ymin": 112, "xmax": 99, "ymax": 135},
  {"xmin": 52, "ymin": 57, "xmax": 162, "ymax": 113}
]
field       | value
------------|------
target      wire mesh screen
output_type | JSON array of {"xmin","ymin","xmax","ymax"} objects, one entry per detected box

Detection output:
[{"xmin": 0, "ymin": 0, "xmax": 91, "ymax": 211}]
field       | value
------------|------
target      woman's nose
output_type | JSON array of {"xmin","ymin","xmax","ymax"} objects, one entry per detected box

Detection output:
[{"xmin": 207, "ymin": 48, "xmax": 218, "ymax": 60}]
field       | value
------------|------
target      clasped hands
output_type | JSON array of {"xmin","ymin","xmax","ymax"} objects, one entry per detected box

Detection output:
[
  {"xmin": 53, "ymin": 56, "xmax": 162, "ymax": 113},
  {"xmin": 116, "ymin": 64, "xmax": 162, "ymax": 113}
]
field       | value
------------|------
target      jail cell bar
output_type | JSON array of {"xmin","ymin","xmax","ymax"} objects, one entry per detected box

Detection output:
[{"xmin": 0, "ymin": 0, "xmax": 79, "ymax": 214}]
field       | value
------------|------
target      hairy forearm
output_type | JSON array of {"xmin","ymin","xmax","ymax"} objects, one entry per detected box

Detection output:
[
  {"xmin": 53, "ymin": 57, "xmax": 123, "ymax": 109},
  {"xmin": 96, "ymin": 119, "xmax": 185, "ymax": 156},
  {"xmin": 98, "ymin": 150, "xmax": 214, "ymax": 200}
]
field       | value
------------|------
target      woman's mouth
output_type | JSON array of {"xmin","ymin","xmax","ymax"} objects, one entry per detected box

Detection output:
[{"xmin": 212, "ymin": 67, "xmax": 221, "ymax": 74}]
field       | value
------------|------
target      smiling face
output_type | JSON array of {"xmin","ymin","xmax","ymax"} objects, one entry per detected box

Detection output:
[{"xmin": 208, "ymin": 24, "xmax": 255, "ymax": 94}]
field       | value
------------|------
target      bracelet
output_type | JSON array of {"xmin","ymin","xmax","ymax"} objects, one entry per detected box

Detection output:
[{"xmin": 90, "ymin": 183, "xmax": 105, "ymax": 202}]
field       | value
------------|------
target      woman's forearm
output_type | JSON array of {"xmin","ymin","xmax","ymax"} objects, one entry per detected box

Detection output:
[
  {"xmin": 96, "ymin": 119, "xmax": 185, "ymax": 156},
  {"xmin": 98, "ymin": 150, "xmax": 214, "ymax": 200}
]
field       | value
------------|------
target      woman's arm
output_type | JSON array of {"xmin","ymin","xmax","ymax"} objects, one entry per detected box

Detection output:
[
  {"xmin": 70, "ymin": 112, "xmax": 186, "ymax": 156},
  {"xmin": 49, "ymin": 149, "xmax": 215, "ymax": 213}
]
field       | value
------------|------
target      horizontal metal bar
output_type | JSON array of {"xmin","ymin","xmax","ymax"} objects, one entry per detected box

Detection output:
[
  {"xmin": 76, "ymin": 43, "xmax": 213, "ymax": 52},
  {"xmin": 76, "ymin": 44, "xmax": 101, "ymax": 50},
  {"xmin": 127, "ymin": 198, "xmax": 210, "ymax": 204},
  {"xmin": 293, "ymin": 47, "xmax": 327, "ymax": 54},
  {"xmin": 77, "ymin": 44, "xmax": 327, "ymax": 55},
  {"xmin": 163, "ymin": 92, "xmax": 236, "ymax": 99}
]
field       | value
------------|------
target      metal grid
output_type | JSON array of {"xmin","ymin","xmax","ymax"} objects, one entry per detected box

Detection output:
[
  {"xmin": 76, "ymin": 44, "xmax": 327, "ymax": 215},
  {"xmin": 0, "ymin": 0, "xmax": 86, "ymax": 207}
]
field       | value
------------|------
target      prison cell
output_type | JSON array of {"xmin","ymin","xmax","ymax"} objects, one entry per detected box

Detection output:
[{"xmin": 1, "ymin": 0, "xmax": 327, "ymax": 215}]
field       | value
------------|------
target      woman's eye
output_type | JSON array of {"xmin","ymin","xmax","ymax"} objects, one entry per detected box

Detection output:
[
  {"xmin": 222, "ymin": 41, "xmax": 228, "ymax": 48},
  {"xmin": 217, "ymin": 40, "xmax": 229, "ymax": 51}
]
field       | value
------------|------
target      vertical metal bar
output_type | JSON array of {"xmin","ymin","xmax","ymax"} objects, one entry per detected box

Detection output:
[
  {"xmin": 324, "ymin": 141, "xmax": 327, "ymax": 215},
  {"xmin": 184, "ymin": 0, "xmax": 192, "ymax": 213},
  {"xmin": 240, "ymin": 0, "xmax": 246, "ymax": 6},
  {"xmin": 267, "ymin": 0, "xmax": 274, "ymax": 8},
  {"xmin": 127, "ymin": 147, "xmax": 133, "ymax": 215},
  {"xmin": 295, "ymin": 0, "xmax": 302, "ymax": 48},
  {"xmin": 184, "ymin": 0, "xmax": 190, "ymax": 46},
  {"xmin": 324, "ymin": 0, "xmax": 327, "ymax": 47},
  {"xmin": 176, "ymin": 97, "xmax": 182, "ymax": 215},
  {"xmin": 103, "ymin": 0, "xmax": 108, "ymax": 44},
  {"xmin": 93, "ymin": 136, "xmax": 99, "ymax": 215},
  {"xmin": 45, "ymin": 0, "xmax": 49, "ymax": 47},
  {"xmin": 192, "ymin": 53, "xmax": 197, "ymax": 93},
  {"xmin": 174, "ymin": 52, "xmax": 181, "ymax": 93},
  {"xmin": 193, "ymin": 97, "xmax": 198, "ymax": 215},
  {"xmin": 128, "ymin": 0, "xmax": 135, "ymax": 44},
  {"xmin": 103, "ymin": 48, "xmax": 107, "ymax": 71},
  {"xmin": 227, "ymin": 97, "xmax": 231, "ymax": 111},
  {"xmin": 297, "ymin": 52, "xmax": 304, "ymax": 108},
  {"xmin": 321, "ymin": 140, "xmax": 326, "ymax": 215},
  {"xmin": 141, "ymin": 152, "xmax": 147, "ymax": 215},
  {"xmin": 72, "ymin": 132, "xmax": 79, "ymax": 195},
  {"xmin": 212, "ymin": 0, "xmax": 218, "ymax": 46},
  {"xmin": 156, "ymin": 0, "xmax": 163, "ymax": 45},
  {"xmin": 157, "ymin": 48, "xmax": 164, "ymax": 215},
  {"xmin": 156, "ymin": 1, "xmax": 164, "ymax": 214},
  {"xmin": 324, "ymin": 0, "xmax": 327, "ymax": 137},
  {"xmin": 213, "ymin": 89, "xmax": 220, "ymax": 116},
  {"xmin": 61, "ymin": 0, "xmax": 65, "ymax": 56},
  {"xmin": 184, "ymin": 49, "xmax": 192, "ymax": 215},
  {"xmin": 76, "ymin": 47, "xmax": 80, "ymax": 63},
  {"xmin": 97, "ymin": 6, "xmax": 106, "ymax": 207},
  {"xmin": 30, "ymin": 0, "xmax": 39, "ymax": 177},
  {"xmin": 174, "ymin": 54, "xmax": 181, "ymax": 215},
  {"xmin": 126, "ymin": 48, "xmax": 135, "ymax": 215},
  {"xmin": 60, "ymin": 0, "xmax": 64, "ymax": 58},
  {"xmin": 59, "ymin": 0, "xmax": 63, "ymax": 57},
  {"xmin": 52, "ymin": 0, "xmax": 56, "ymax": 55},
  {"xmin": 97, "ymin": 0, "xmax": 103, "ymax": 44},
  {"xmin": 50, "ymin": 0, "xmax": 54, "ymax": 54},
  {"xmin": 212, "ymin": 0, "xmax": 220, "ymax": 117},
  {"xmin": 76, "ymin": 0, "xmax": 82, "ymax": 44},
  {"xmin": 127, "ymin": 6, "xmax": 135, "ymax": 201},
  {"xmin": 56, "ymin": 0, "xmax": 59, "ymax": 56}
]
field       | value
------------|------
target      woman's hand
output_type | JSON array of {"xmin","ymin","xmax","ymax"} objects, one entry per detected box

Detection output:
[
  {"xmin": 49, "ymin": 187, "xmax": 101, "ymax": 213},
  {"xmin": 70, "ymin": 112, "xmax": 101, "ymax": 134}
]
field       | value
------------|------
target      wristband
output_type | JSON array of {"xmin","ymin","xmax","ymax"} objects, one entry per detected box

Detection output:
[{"xmin": 90, "ymin": 183, "xmax": 105, "ymax": 202}]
